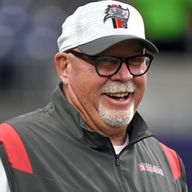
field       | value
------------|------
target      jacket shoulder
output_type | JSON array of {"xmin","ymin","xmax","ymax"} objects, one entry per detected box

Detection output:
[
  {"xmin": 160, "ymin": 143, "xmax": 181, "ymax": 180},
  {"xmin": 0, "ymin": 122, "xmax": 33, "ymax": 173},
  {"xmin": 7, "ymin": 103, "xmax": 52, "ymax": 127}
]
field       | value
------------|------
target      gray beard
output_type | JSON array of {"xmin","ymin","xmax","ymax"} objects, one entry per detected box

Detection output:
[{"xmin": 98, "ymin": 102, "xmax": 134, "ymax": 128}]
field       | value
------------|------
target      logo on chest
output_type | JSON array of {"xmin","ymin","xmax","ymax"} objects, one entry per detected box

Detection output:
[{"xmin": 137, "ymin": 162, "xmax": 164, "ymax": 177}]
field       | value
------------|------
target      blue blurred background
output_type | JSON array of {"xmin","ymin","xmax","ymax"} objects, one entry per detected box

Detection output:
[{"xmin": 0, "ymin": 0, "xmax": 191, "ymax": 190}]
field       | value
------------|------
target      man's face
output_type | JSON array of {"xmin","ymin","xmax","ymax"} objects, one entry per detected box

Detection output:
[{"xmin": 60, "ymin": 40, "xmax": 147, "ymax": 136}]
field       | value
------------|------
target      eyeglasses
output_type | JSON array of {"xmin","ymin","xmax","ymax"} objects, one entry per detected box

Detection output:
[{"xmin": 67, "ymin": 50, "xmax": 153, "ymax": 77}]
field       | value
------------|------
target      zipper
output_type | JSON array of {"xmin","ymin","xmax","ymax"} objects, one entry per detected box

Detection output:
[
  {"xmin": 115, "ymin": 154, "xmax": 120, "ymax": 166},
  {"xmin": 114, "ymin": 154, "xmax": 131, "ymax": 192},
  {"xmin": 106, "ymin": 138, "xmax": 130, "ymax": 191}
]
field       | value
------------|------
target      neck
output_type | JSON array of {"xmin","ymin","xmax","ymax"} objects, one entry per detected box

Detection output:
[
  {"xmin": 63, "ymin": 85, "xmax": 128, "ymax": 146},
  {"xmin": 109, "ymin": 130, "xmax": 128, "ymax": 146}
]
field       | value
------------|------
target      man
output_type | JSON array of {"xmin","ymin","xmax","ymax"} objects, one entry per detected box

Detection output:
[{"xmin": 0, "ymin": 0, "xmax": 188, "ymax": 191}]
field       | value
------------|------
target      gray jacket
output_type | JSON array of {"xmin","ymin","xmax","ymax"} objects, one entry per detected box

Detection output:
[{"xmin": 0, "ymin": 84, "xmax": 188, "ymax": 192}]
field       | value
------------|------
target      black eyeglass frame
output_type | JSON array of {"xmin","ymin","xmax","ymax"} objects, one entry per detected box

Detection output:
[{"xmin": 66, "ymin": 50, "xmax": 154, "ymax": 77}]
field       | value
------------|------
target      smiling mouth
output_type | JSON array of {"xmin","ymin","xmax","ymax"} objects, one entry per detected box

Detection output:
[{"xmin": 104, "ymin": 92, "xmax": 130, "ymax": 100}]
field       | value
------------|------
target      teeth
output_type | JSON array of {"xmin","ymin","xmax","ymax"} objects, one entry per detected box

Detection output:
[{"xmin": 106, "ymin": 92, "xmax": 129, "ymax": 98}]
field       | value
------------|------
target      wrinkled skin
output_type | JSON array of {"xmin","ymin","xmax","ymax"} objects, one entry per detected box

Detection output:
[{"xmin": 54, "ymin": 40, "xmax": 147, "ymax": 145}]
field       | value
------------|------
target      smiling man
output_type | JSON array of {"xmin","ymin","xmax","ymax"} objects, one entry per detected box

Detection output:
[
  {"xmin": 0, "ymin": 0, "xmax": 188, "ymax": 191},
  {"xmin": 55, "ymin": 40, "xmax": 149, "ymax": 145}
]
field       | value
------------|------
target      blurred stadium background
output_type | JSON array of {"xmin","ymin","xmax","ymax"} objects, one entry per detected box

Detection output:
[{"xmin": 0, "ymin": 0, "xmax": 191, "ymax": 190}]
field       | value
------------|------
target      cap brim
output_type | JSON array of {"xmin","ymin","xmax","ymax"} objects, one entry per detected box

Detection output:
[{"xmin": 79, "ymin": 35, "xmax": 158, "ymax": 55}]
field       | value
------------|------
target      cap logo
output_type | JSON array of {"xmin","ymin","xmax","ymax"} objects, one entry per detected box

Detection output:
[{"xmin": 104, "ymin": 5, "xmax": 129, "ymax": 29}]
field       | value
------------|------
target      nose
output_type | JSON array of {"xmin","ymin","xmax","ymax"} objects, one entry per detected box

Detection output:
[{"xmin": 110, "ymin": 63, "xmax": 133, "ymax": 82}]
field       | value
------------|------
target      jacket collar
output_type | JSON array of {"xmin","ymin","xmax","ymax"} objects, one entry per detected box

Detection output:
[{"xmin": 51, "ymin": 83, "xmax": 153, "ymax": 152}]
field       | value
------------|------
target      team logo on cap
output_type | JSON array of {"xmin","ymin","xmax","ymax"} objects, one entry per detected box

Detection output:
[{"xmin": 104, "ymin": 5, "xmax": 129, "ymax": 29}]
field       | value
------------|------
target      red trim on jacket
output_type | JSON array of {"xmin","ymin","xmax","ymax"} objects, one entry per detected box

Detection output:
[
  {"xmin": 161, "ymin": 143, "xmax": 181, "ymax": 180},
  {"xmin": 0, "ymin": 123, "xmax": 33, "ymax": 174}
]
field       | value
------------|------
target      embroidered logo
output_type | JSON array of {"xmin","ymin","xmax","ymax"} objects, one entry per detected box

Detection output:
[
  {"xmin": 138, "ymin": 162, "xmax": 164, "ymax": 177},
  {"xmin": 104, "ymin": 5, "xmax": 129, "ymax": 28}
]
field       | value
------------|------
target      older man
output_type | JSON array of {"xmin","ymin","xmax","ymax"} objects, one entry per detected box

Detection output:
[{"xmin": 0, "ymin": 0, "xmax": 188, "ymax": 191}]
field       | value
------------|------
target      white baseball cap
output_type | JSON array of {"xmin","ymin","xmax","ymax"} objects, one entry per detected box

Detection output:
[{"xmin": 57, "ymin": 0, "xmax": 158, "ymax": 55}]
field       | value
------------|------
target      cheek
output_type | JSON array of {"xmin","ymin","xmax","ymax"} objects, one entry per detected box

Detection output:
[
  {"xmin": 134, "ymin": 76, "xmax": 147, "ymax": 108},
  {"xmin": 68, "ymin": 64, "xmax": 104, "ymax": 108}
]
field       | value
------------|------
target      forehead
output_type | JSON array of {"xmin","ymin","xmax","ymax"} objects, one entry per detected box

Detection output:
[{"xmin": 100, "ymin": 40, "xmax": 144, "ymax": 56}]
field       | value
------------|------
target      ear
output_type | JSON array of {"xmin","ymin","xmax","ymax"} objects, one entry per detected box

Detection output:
[{"xmin": 54, "ymin": 52, "xmax": 70, "ymax": 84}]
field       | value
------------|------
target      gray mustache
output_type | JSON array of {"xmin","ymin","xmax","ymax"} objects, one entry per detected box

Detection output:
[{"xmin": 101, "ymin": 81, "xmax": 137, "ymax": 93}]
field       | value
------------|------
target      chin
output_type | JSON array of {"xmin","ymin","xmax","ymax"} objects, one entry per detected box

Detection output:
[{"xmin": 98, "ymin": 103, "xmax": 135, "ymax": 128}]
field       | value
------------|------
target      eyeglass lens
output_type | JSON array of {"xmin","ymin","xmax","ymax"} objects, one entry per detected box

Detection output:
[{"xmin": 95, "ymin": 56, "xmax": 151, "ymax": 77}]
